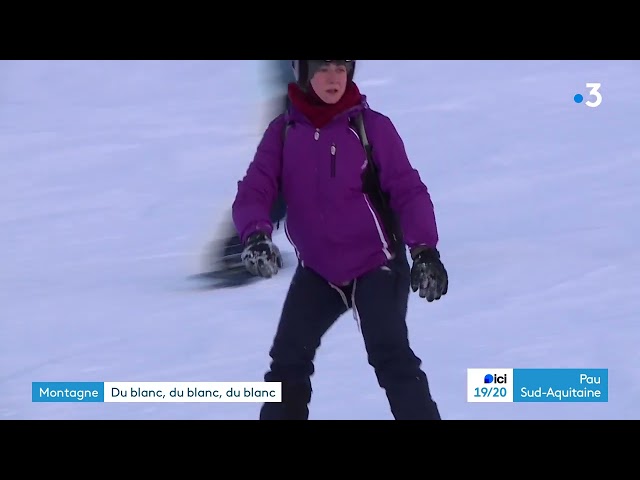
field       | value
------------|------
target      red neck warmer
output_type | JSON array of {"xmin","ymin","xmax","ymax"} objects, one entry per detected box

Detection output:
[{"xmin": 287, "ymin": 81, "xmax": 363, "ymax": 129}]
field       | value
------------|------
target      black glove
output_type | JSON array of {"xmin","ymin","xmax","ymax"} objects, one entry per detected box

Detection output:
[
  {"xmin": 410, "ymin": 247, "xmax": 448, "ymax": 302},
  {"xmin": 241, "ymin": 232, "xmax": 283, "ymax": 278}
]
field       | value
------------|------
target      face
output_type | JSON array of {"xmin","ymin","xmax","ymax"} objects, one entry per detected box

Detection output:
[{"xmin": 309, "ymin": 62, "xmax": 348, "ymax": 104}]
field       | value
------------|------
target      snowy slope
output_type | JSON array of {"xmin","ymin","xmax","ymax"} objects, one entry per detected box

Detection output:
[{"xmin": 1, "ymin": 60, "xmax": 638, "ymax": 419}]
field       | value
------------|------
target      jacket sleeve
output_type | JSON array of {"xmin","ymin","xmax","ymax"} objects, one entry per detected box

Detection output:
[
  {"xmin": 371, "ymin": 113, "xmax": 439, "ymax": 249},
  {"xmin": 232, "ymin": 115, "xmax": 285, "ymax": 243}
]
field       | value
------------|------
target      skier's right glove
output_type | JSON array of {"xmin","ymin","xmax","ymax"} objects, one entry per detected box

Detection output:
[
  {"xmin": 410, "ymin": 247, "xmax": 448, "ymax": 302},
  {"xmin": 241, "ymin": 232, "xmax": 283, "ymax": 278}
]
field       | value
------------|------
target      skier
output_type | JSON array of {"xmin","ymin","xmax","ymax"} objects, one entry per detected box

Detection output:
[
  {"xmin": 232, "ymin": 60, "xmax": 448, "ymax": 420},
  {"xmin": 206, "ymin": 60, "xmax": 291, "ymax": 275}
]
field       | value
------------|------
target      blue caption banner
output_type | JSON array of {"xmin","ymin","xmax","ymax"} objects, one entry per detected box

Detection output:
[
  {"xmin": 31, "ymin": 381, "xmax": 283, "ymax": 403},
  {"xmin": 32, "ymin": 382, "xmax": 104, "ymax": 402},
  {"xmin": 513, "ymin": 369, "xmax": 608, "ymax": 402}
]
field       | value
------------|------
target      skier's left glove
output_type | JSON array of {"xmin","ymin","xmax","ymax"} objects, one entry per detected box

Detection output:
[
  {"xmin": 410, "ymin": 247, "xmax": 448, "ymax": 302},
  {"xmin": 241, "ymin": 232, "xmax": 283, "ymax": 278}
]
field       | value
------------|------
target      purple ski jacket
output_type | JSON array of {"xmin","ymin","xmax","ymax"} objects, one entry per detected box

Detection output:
[{"xmin": 232, "ymin": 95, "xmax": 439, "ymax": 286}]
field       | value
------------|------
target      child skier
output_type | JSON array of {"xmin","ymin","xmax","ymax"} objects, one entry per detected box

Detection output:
[{"xmin": 232, "ymin": 60, "xmax": 448, "ymax": 420}]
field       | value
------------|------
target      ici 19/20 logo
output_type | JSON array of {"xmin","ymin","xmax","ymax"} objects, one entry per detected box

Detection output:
[
  {"xmin": 484, "ymin": 373, "xmax": 508, "ymax": 384},
  {"xmin": 574, "ymin": 83, "xmax": 602, "ymax": 108}
]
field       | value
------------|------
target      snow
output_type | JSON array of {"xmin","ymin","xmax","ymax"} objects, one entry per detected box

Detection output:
[{"xmin": 1, "ymin": 60, "xmax": 638, "ymax": 419}]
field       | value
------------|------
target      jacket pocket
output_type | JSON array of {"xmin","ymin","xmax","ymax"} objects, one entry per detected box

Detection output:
[{"xmin": 330, "ymin": 143, "xmax": 336, "ymax": 178}]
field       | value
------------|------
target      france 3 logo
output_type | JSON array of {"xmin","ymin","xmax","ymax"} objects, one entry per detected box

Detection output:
[
  {"xmin": 574, "ymin": 83, "xmax": 603, "ymax": 108},
  {"xmin": 467, "ymin": 368, "xmax": 513, "ymax": 403}
]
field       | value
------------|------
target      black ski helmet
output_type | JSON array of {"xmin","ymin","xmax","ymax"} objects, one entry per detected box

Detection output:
[{"xmin": 291, "ymin": 60, "xmax": 357, "ymax": 86}]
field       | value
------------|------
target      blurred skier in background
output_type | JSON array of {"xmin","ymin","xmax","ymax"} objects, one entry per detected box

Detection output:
[{"xmin": 205, "ymin": 61, "xmax": 291, "ymax": 275}]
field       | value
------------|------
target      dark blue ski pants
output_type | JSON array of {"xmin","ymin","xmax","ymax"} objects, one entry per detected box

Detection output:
[{"xmin": 259, "ymin": 253, "xmax": 441, "ymax": 420}]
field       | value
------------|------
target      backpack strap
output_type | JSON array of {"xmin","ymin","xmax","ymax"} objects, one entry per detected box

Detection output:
[
  {"xmin": 350, "ymin": 112, "xmax": 402, "ymax": 249},
  {"xmin": 283, "ymin": 122, "xmax": 292, "ymax": 141},
  {"xmin": 270, "ymin": 119, "xmax": 293, "ymax": 230}
]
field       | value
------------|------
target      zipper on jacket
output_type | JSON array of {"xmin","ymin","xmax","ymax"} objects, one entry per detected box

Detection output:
[{"xmin": 330, "ymin": 143, "xmax": 337, "ymax": 178}]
